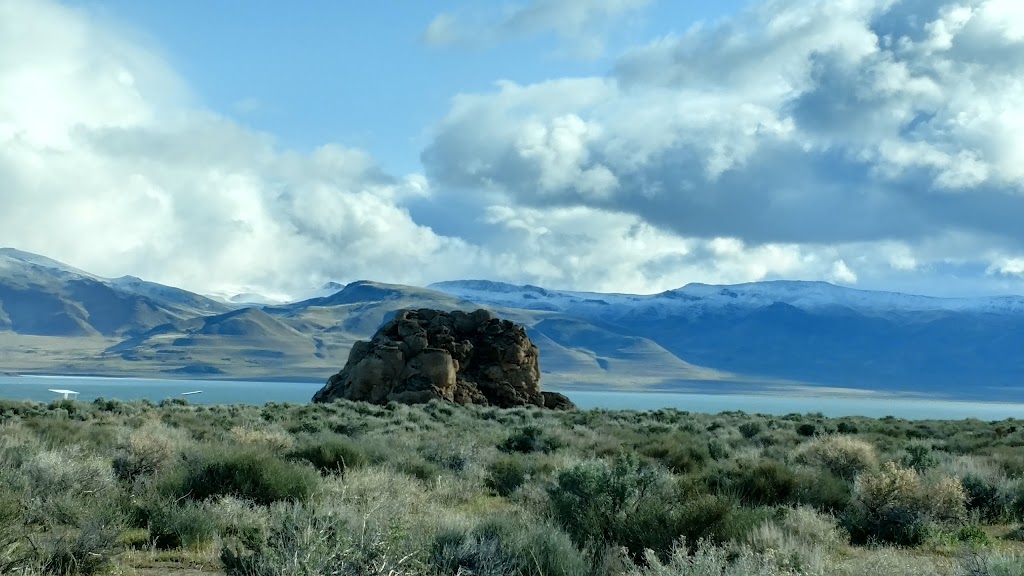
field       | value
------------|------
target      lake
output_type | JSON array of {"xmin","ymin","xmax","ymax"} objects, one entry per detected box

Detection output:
[{"xmin": 2, "ymin": 375, "xmax": 1024, "ymax": 420}]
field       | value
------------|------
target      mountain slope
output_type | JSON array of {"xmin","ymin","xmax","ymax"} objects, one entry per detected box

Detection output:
[
  {"xmin": 430, "ymin": 280, "xmax": 1024, "ymax": 397},
  {"xmin": 5, "ymin": 249, "xmax": 1024, "ymax": 400},
  {"xmin": 0, "ymin": 248, "xmax": 231, "ymax": 337}
]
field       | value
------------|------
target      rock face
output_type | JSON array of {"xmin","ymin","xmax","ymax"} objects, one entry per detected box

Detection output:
[{"xmin": 313, "ymin": 308, "xmax": 574, "ymax": 409}]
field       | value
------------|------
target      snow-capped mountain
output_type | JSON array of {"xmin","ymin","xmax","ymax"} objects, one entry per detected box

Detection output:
[
  {"xmin": 5, "ymin": 248, "xmax": 1024, "ymax": 400},
  {"xmin": 430, "ymin": 279, "xmax": 1024, "ymax": 399},
  {"xmin": 429, "ymin": 279, "xmax": 1024, "ymax": 317},
  {"xmin": 209, "ymin": 281, "xmax": 348, "ymax": 307},
  {"xmin": 0, "ymin": 248, "xmax": 229, "ymax": 336}
]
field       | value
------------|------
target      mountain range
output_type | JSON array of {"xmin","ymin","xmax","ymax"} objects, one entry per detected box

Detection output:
[{"xmin": 2, "ymin": 247, "xmax": 1023, "ymax": 401}]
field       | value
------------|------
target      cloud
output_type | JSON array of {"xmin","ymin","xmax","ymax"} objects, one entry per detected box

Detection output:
[
  {"xmin": 423, "ymin": 0, "xmax": 650, "ymax": 58},
  {"xmin": 0, "ymin": 0, "xmax": 489, "ymax": 297},
  {"xmin": 830, "ymin": 260, "xmax": 858, "ymax": 284},
  {"xmin": 4, "ymin": 0, "xmax": 1024, "ymax": 300},
  {"xmin": 422, "ymin": 0, "xmax": 1024, "ymax": 292},
  {"xmin": 989, "ymin": 257, "xmax": 1024, "ymax": 277}
]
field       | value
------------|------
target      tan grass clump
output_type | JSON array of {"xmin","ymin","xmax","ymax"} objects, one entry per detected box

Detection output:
[
  {"xmin": 229, "ymin": 424, "xmax": 295, "ymax": 452},
  {"xmin": 794, "ymin": 435, "xmax": 878, "ymax": 480}
]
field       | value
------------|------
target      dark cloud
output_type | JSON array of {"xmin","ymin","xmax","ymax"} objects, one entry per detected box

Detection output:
[{"xmin": 422, "ymin": 0, "xmax": 1024, "ymax": 253}]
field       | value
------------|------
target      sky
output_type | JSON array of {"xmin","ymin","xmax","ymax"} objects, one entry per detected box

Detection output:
[{"xmin": 2, "ymin": 0, "xmax": 1024, "ymax": 299}]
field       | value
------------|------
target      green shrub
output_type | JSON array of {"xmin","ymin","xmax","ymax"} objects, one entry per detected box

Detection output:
[
  {"xmin": 209, "ymin": 496, "xmax": 271, "ymax": 548},
  {"xmin": 547, "ymin": 453, "xmax": 659, "ymax": 563},
  {"xmin": 836, "ymin": 422, "xmax": 859, "ymax": 434},
  {"xmin": 499, "ymin": 425, "xmax": 562, "ymax": 454},
  {"xmin": 792, "ymin": 468, "xmax": 852, "ymax": 514},
  {"xmin": 1012, "ymin": 481, "xmax": 1024, "ymax": 521},
  {"xmin": 796, "ymin": 423, "xmax": 818, "ymax": 437},
  {"xmin": 394, "ymin": 456, "xmax": 444, "ymax": 483},
  {"xmin": 136, "ymin": 498, "xmax": 217, "ymax": 550},
  {"xmin": 289, "ymin": 435, "xmax": 367, "ymax": 475},
  {"xmin": 707, "ymin": 459, "xmax": 797, "ymax": 507},
  {"xmin": 420, "ymin": 442, "xmax": 471, "ymax": 473},
  {"xmin": 639, "ymin": 435, "xmax": 709, "ymax": 474},
  {"xmin": 739, "ymin": 422, "xmax": 763, "ymax": 439},
  {"xmin": 956, "ymin": 524, "xmax": 990, "ymax": 546},
  {"xmin": 707, "ymin": 438, "xmax": 730, "ymax": 460},
  {"xmin": 961, "ymin": 473, "xmax": 1017, "ymax": 522},
  {"xmin": 901, "ymin": 444, "xmax": 938, "ymax": 473},
  {"xmin": 35, "ymin": 519, "xmax": 121, "ymax": 576},
  {"xmin": 485, "ymin": 456, "xmax": 529, "ymax": 497},
  {"xmin": 162, "ymin": 447, "xmax": 319, "ymax": 505},
  {"xmin": 432, "ymin": 512, "xmax": 587, "ymax": 576}
]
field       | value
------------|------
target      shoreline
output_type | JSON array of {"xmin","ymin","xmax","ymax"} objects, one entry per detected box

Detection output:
[
  {"xmin": 8, "ymin": 370, "xmax": 324, "ymax": 385},
  {"xmin": 4, "ymin": 372, "xmax": 1024, "ymax": 408}
]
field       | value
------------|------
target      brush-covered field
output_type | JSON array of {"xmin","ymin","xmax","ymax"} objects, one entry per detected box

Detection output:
[{"xmin": 0, "ymin": 397, "xmax": 1023, "ymax": 576}]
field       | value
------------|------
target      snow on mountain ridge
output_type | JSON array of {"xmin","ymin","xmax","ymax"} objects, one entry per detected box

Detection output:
[
  {"xmin": 0, "ymin": 247, "xmax": 103, "ymax": 280},
  {"xmin": 431, "ymin": 279, "xmax": 1024, "ymax": 315}
]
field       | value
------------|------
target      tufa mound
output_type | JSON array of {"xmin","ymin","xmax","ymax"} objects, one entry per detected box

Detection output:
[{"xmin": 312, "ymin": 308, "xmax": 575, "ymax": 409}]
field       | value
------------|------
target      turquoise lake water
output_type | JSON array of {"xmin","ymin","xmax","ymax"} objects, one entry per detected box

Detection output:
[{"xmin": 2, "ymin": 375, "xmax": 1024, "ymax": 420}]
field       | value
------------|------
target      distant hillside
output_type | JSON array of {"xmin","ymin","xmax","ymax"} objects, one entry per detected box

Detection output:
[
  {"xmin": 4, "ymin": 249, "xmax": 1024, "ymax": 400},
  {"xmin": 0, "ymin": 248, "xmax": 230, "ymax": 337},
  {"xmin": 430, "ymin": 280, "xmax": 1024, "ymax": 398}
]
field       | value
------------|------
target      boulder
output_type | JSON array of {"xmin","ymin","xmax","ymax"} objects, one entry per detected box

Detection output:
[
  {"xmin": 542, "ymin": 391, "xmax": 577, "ymax": 411},
  {"xmin": 312, "ymin": 308, "xmax": 575, "ymax": 409}
]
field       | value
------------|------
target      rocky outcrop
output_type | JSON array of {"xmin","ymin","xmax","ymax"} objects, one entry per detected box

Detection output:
[
  {"xmin": 312, "ymin": 308, "xmax": 574, "ymax": 409},
  {"xmin": 541, "ymin": 391, "xmax": 576, "ymax": 411}
]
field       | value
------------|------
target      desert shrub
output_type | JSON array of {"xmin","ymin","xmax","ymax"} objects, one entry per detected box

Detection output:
[
  {"xmin": 221, "ymin": 502, "xmax": 423, "ymax": 576},
  {"xmin": 835, "ymin": 547, "xmax": 946, "ymax": 576},
  {"xmin": 796, "ymin": 423, "xmax": 818, "ymax": 437},
  {"xmin": 739, "ymin": 421, "xmax": 764, "ymax": 439},
  {"xmin": 795, "ymin": 436, "xmax": 878, "ymax": 480},
  {"xmin": 161, "ymin": 447, "xmax": 319, "ymax": 505},
  {"xmin": 845, "ymin": 461, "xmax": 966, "ymax": 546},
  {"xmin": 209, "ymin": 496, "xmax": 271, "ymax": 546},
  {"xmin": 792, "ymin": 467, "xmax": 852, "ymax": 514},
  {"xmin": 20, "ymin": 447, "xmax": 118, "ymax": 526},
  {"xmin": 420, "ymin": 442, "xmax": 471, "ymax": 472},
  {"xmin": 836, "ymin": 421, "xmax": 859, "ymax": 434},
  {"xmin": 21, "ymin": 447, "xmax": 115, "ymax": 498},
  {"xmin": 930, "ymin": 475, "xmax": 970, "ymax": 524},
  {"xmin": 547, "ymin": 453, "xmax": 664, "ymax": 563},
  {"xmin": 955, "ymin": 524, "xmax": 990, "ymax": 546},
  {"xmin": 639, "ymin": 435, "xmax": 710, "ymax": 474},
  {"xmin": 747, "ymin": 507, "xmax": 846, "ymax": 572},
  {"xmin": 1012, "ymin": 481, "xmax": 1024, "ymax": 521},
  {"xmin": 959, "ymin": 550, "xmax": 1024, "ymax": 576},
  {"xmin": 112, "ymin": 419, "xmax": 190, "ymax": 481},
  {"xmin": 135, "ymin": 498, "xmax": 217, "ymax": 550},
  {"xmin": 901, "ymin": 443, "xmax": 938, "ymax": 473},
  {"xmin": 289, "ymin": 434, "xmax": 367, "ymax": 476},
  {"xmin": 431, "ymin": 512, "xmax": 588, "ymax": 576},
  {"xmin": 626, "ymin": 538, "xmax": 812, "ymax": 576},
  {"xmin": 710, "ymin": 459, "xmax": 797, "ymax": 507},
  {"xmin": 707, "ymin": 438, "xmax": 731, "ymax": 460},
  {"xmin": 499, "ymin": 425, "xmax": 562, "ymax": 454},
  {"xmin": 34, "ymin": 519, "xmax": 121, "ymax": 576},
  {"xmin": 961, "ymin": 473, "xmax": 1018, "ymax": 522},
  {"xmin": 393, "ymin": 456, "xmax": 444, "ymax": 483},
  {"xmin": 485, "ymin": 456, "xmax": 529, "ymax": 497},
  {"xmin": 0, "ymin": 488, "xmax": 26, "ymax": 573},
  {"xmin": 230, "ymin": 424, "xmax": 295, "ymax": 452}
]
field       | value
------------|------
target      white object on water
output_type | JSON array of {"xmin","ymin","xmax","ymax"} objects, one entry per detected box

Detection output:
[
  {"xmin": 181, "ymin": 391, "xmax": 203, "ymax": 396},
  {"xmin": 48, "ymin": 389, "xmax": 79, "ymax": 399}
]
